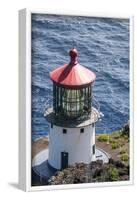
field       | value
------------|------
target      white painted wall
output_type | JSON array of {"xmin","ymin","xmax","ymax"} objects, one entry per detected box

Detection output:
[{"xmin": 48, "ymin": 124, "xmax": 95, "ymax": 169}]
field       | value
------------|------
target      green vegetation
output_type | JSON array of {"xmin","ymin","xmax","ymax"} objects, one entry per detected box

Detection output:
[
  {"xmin": 108, "ymin": 166, "xmax": 119, "ymax": 181},
  {"xmin": 97, "ymin": 129, "xmax": 128, "ymax": 147},
  {"xmin": 111, "ymin": 142, "xmax": 119, "ymax": 149},
  {"xmin": 120, "ymin": 153, "xmax": 129, "ymax": 162},
  {"xmin": 121, "ymin": 122, "xmax": 129, "ymax": 137},
  {"xmin": 97, "ymin": 134, "xmax": 108, "ymax": 142},
  {"xmin": 94, "ymin": 165, "xmax": 120, "ymax": 182},
  {"xmin": 111, "ymin": 131, "xmax": 122, "ymax": 139},
  {"xmin": 107, "ymin": 166, "xmax": 119, "ymax": 181},
  {"xmin": 97, "ymin": 128, "xmax": 129, "ymax": 151},
  {"xmin": 96, "ymin": 123, "xmax": 129, "ymax": 164},
  {"xmin": 120, "ymin": 148, "xmax": 127, "ymax": 154}
]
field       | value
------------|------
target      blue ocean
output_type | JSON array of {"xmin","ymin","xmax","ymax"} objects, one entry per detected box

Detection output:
[{"xmin": 31, "ymin": 14, "xmax": 129, "ymax": 141}]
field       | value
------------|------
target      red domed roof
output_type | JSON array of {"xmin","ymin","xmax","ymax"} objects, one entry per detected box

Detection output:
[{"xmin": 50, "ymin": 48, "xmax": 96, "ymax": 88}]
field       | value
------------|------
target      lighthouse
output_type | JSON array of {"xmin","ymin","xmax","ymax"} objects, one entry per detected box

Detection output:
[{"xmin": 44, "ymin": 48, "xmax": 100, "ymax": 170}]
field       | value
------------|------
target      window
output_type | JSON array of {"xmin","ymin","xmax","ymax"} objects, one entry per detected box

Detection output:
[
  {"xmin": 51, "ymin": 123, "xmax": 53, "ymax": 128},
  {"xmin": 53, "ymin": 84, "xmax": 92, "ymax": 119},
  {"xmin": 63, "ymin": 129, "xmax": 67, "ymax": 134},
  {"xmin": 93, "ymin": 144, "xmax": 95, "ymax": 154},
  {"xmin": 80, "ymin": 128, "xmax": 84, "ymax": 133}
]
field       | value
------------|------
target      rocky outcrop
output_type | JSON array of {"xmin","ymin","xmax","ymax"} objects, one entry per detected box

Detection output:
[{"xmin": 48, "ymin": 159, "xmax": 129, "ymax": 185}]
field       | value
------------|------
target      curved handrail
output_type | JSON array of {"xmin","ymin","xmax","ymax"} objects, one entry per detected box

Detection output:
[
  {"xmin": 43, "ymin": 97, "xmax": 53, "ymax": 115},
  {"xmin": 92, "ymin": 95, "xmax": 100, "ymax": 113}
]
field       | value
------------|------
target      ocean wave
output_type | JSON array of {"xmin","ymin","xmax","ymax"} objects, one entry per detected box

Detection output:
[
  {"xmin": 100, "ymin": 69, "xmax": 129, "ymax": 89},
  {"xmin": 105, "ymin": 34, "xmax": 129, "ymax": 42}
]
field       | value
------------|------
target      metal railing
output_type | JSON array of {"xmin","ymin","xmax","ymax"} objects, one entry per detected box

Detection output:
[
  {"xmin": 92, "ymin": 96, "xmax": 100, "ymax": 113},
  {"xmin": 44, "ymin": 95, "xmax": 104, "ymax": 124},
  {"xmin": 44, "ymin": 96, "xmax": 100, "ymax": 112},
  {"xmin": 43, "ymin": 98, "xmax": 53, "ymax": 115}
]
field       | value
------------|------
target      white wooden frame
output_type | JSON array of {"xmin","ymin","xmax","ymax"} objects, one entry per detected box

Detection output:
[{"xmin": 19, "ymin": 8, "xmax": 134, "ymax": 191}]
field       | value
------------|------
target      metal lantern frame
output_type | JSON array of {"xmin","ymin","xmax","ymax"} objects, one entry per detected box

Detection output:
[{"xmin": 53, "ymin": 83, "xmax": 92, "ymax": 119}]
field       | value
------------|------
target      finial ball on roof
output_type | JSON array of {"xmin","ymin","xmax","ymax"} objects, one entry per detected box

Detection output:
[
  {"xmin": 69, "ymin": 48, "xmax": 78, "ymax": 64},
  {"xmin": 50, "ymin": 47, "xmax": 96, "ymax": 87}
]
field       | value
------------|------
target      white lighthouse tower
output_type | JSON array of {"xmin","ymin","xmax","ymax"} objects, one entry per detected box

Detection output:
[{"xmin": 44, "ymin": 48, "xmax": 100, "ymax": 170}]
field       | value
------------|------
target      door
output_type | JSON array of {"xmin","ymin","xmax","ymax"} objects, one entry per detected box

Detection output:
[{"xmin": 61, "ymin": 152, "xmax": 68, "ymax": 169}]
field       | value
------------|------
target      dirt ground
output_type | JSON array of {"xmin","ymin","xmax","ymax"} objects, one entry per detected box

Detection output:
[
  {"xmin": 96, "ymin": 137, "xmax": 129, "ymax": 162},
  {"xmin": 32, "ymin": 136, "xmax": 49, "ymax": 159}
]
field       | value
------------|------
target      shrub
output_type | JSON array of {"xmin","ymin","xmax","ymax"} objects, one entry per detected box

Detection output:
[
  {"xmin": 120, "ymin": 148, "xmax": 127, "ymax": 155},
  {"xmin": 119, "ymin": 168, "xmax": 129, "ymax": 176},
  {"xmin": 123, "ymin": 134, "xmax": 129, "ymax": 141},
  {"xmin": 111, "ymin": 131, "xmax": 121, "ymax": 139},
  {"xmin": 122, "ymin": 122, "xmax": 129, "ymax": 137},
  {"xmin": 120, "ymin": 153, "xmax": 129, "ymax": 162},
  {"xmin": 95, "ymin": 176, "xmax": 104, "ymax": 182},
  {"xmin": 107, "ymin": 167, "xmax": 119, "ymax": 181},
  {"xmin": 111, "ymin": 142, "xmax": 119, "ymax": 149},
  {"xmin": 97, "ymin": 134, "xmax": 108, "ymax": 142}
]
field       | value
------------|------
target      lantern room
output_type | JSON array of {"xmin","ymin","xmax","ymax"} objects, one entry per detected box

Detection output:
[{"xmin": 50, "ymin": 48, "xmax": 96, "ymax": 120}]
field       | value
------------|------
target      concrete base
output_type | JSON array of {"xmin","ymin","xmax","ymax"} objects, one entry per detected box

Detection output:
[{"xmin": 32, "ymin": 147, "xmax": 110, "ymax": 180}]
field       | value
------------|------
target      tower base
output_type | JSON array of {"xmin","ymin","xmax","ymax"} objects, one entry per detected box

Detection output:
[{"xmin": 32, "ymin": 145, "xmax": 110, "ymax": 185}]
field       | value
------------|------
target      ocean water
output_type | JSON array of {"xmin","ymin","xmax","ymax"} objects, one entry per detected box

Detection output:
[{"xmin": 31, "ymin": 14, "xmax": 129, "ymax": 141}]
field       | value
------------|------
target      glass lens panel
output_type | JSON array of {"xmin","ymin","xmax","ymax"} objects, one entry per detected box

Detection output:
[{"xmin": 53, "ymin": 84, "xmax": 92, "ymax": 119}]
